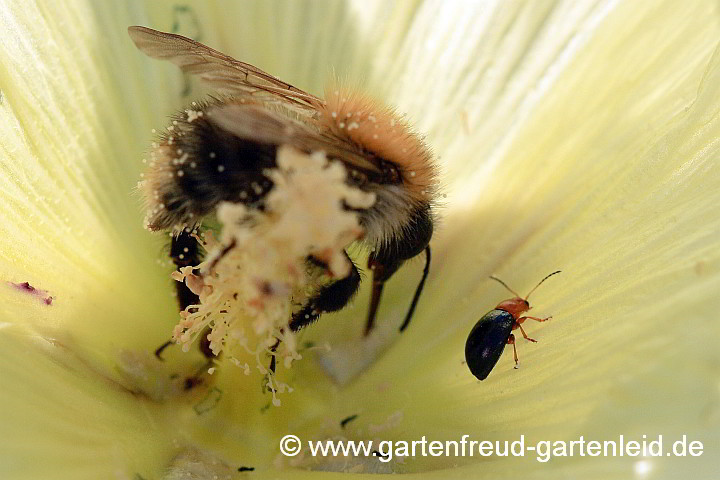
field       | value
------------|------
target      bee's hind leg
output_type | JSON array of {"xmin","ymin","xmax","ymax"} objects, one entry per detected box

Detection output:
[
  {"xmin": 267, "ymin": 251, "xmax": 361, "ymax": 374},
  {"xmin": 155, "ymin": 229, "xmax": 206, "ymax": 360},
  {"xmin": 289, "ymin": 251, "xmax": 361, "ymax": 331}
]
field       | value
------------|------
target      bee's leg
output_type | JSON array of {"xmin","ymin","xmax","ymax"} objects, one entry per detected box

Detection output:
[
  {"xmin": 183, "ymin": 359, "xmax": 214, "ymax": 390},
  {"xmin": 288, "ymin": 252, "xmax": 362, "ymax": 332},
  {"xmin": 268, "ymin": 336, "xmax": 281, "ymax": 374},
  {"xmin": 364, "ymin": 253, "xmax": 403, "ymax": 336},
  {"xmin": 265, "ymin": 251, "xmax": 360, "ymax": 376},
  {"xmin": 154, "ymin": 340, "xmax": 174, "ymax": 359},
  {"xmin": 365, "ymin": 245, "xmax": 431, "ymax": 335},
  {"xmin": 155, "ymin": 229, "xmax": 202, "ymax": 360},
  {"xmin": 398, "ymin": 246, "xmax": 431, "ymax": 332}
]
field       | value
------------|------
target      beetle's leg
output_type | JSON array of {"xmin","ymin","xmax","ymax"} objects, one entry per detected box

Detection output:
[
  {"xmin": 518, "ymin": 315, "xmax": 552, "ymax": 323},
  {"xmin": 514, "ymin": 322, "xmax": 537, "ymax": 343},
  {"xmin": 156, "ymin": 229, "xmax": 203, "ymax": 360},
  {"xmin": 507, "ymin": 333, "xmax": 519, "ymax": 368}
]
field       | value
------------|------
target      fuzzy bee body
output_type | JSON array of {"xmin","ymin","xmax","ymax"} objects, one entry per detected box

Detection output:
[{"xmin": 130, "ymin": 26, "xmax": 437, "ymax": 339}]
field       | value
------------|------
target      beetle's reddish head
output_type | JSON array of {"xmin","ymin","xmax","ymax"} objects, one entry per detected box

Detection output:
[
  {"xmin": 496, "ymin": 297, "xmax": 530, "ymax": 318},
  {"xmin": 489, "ymin": 271, "xmax": 561, "ymax": 319}
]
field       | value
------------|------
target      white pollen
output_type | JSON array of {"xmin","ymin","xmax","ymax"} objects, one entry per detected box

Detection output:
[
  {"xmin": 167, "ymin": 125, "xmax": 174, "ymax": 131},
  {"xmin": 339, "ymin": 122, "xmax": 345, "ymax": 128},
  {"xmin": 177, "ymin": 170, "xmax": 184, "ymax": 177},
  {"xmin": 217, "ymin": 165, "xmax": 225, "ymax": 172},
  {"xmin": 177, "ymin": 149, "xmax": 183, "ymax": 154},
  {"xmin": 172, "ymin": 120, "xmax": 178, "ymax": 125},
  {"xmin": 185, "ymin": 109, "xmax": 203, "ymax": 122},
  {"xmin": 178, "ymin": 254, "xmax": 184, "ymax": 260},
  {"xmin": 183, "ymin": 247, "xmax": 189, "ymax": 252},
  {"xmin": 209, "ymin": 152, "xmax": 216, "ymax": 158},
  {"xmin": 410, "ymin": 171, "xmax": 416, "ymax": 177},
  {"xmin": 346, "ymin": 112, "xmax": 352, "ymax": 118},
  {"xmin": 190, "ymin": 162, "xmax": 197, "ymax": 168},
  {"xmin": 347, "ymin": 122, "xmax": 360, "ymax": 131},
  {"xmin": 151, "ymin": 129, "xmax": 156, "ymax": 133},
  {"xmin": 331, "ymin": 112, "xmax": 337, "ymax": 118}
]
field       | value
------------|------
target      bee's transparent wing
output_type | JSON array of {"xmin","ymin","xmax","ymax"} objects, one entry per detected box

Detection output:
[
  {"xmin": 128, "ymin": 26, "xmax": 323, "ymax": 114},
  {"xmin": 208, "ymin": 104, "xmax": 381, "ymax": 175}
]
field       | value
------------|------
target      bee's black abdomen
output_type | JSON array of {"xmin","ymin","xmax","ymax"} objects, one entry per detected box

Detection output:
[
  {"xmin": 178, "ymin": 116, "xmax": 277, "ymax": 204},
  {"xmin": 148, "ymin": 104, "xmax": 278, "ymax": 230},
  {"xmin": 465, "ymin": 309, "xmax": 515, "ymax": 380}
]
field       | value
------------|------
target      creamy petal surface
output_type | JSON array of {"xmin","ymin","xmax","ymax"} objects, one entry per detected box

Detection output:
[{"xmin": 0, "ymin": 0, "xmax": 718, "ymax": 479}]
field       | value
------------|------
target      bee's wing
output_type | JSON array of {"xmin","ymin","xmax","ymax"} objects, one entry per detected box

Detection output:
[
  {"xmin": 208, "ymin": 104, "xmax": 381, "ymax": 175},
  {"xmin": 128, "ymin": 26, "xmax": 323, "ymax": 115}
]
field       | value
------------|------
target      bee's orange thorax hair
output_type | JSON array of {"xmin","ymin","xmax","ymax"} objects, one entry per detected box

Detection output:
[{"xmin": 319, "ymin": 87, "xmax": 437, "ymax": 204}]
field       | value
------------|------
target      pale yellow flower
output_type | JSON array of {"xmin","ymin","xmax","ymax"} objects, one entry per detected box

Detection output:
[{"xmin": 1, "ymin": 1, "xmax": 719, "ymax": 479}]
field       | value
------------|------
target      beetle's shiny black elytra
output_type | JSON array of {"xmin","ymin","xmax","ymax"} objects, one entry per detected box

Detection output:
[
  {"xmin": 465, "ymin": 309, "xmax": 516, "ymax": 380},
  {"xmin": 465, "ymin": 271, "xmax": 561, "ymax": 381}
]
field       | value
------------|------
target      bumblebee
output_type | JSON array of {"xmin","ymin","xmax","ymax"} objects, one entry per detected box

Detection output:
[{"xmin": 129, "ymin": 26, "xmax": 438, "ymax": 355}]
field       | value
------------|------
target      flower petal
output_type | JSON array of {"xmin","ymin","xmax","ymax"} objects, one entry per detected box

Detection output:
[{"xmin": 302, "ymin": 1, "xmax": 720, "ymax": 475}]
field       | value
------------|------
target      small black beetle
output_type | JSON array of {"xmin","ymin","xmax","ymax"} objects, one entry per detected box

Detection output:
[{"xmin": 465, "ymin": 271, "xmax": 561, "ymax": 380}]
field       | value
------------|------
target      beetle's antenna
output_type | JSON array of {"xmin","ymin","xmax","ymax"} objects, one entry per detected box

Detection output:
[
  {"xmin": 489, "ymin": 275, "xmax": 521, "ymax": 298},
  {"xmin": 524, "ymin": 271, "xmax": 561, "ymax": 301}
]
